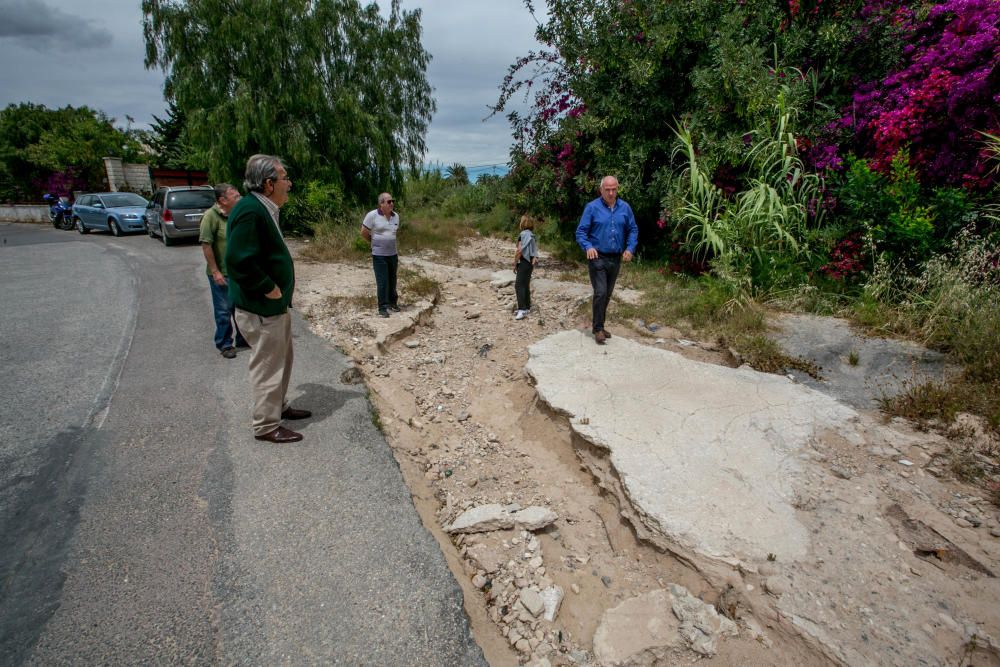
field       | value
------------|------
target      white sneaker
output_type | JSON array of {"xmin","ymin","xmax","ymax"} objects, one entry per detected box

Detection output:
[{"xmin": 515, "ymin": 310, "xmax": 526, "ymax": 320}]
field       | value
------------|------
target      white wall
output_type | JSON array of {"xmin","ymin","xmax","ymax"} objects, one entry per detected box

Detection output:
[{"xmin": 0, "ymin": 205, "xmax": 48, "ymax": 223}]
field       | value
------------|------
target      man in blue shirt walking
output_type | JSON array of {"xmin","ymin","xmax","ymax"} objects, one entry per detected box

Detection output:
[{"xmin": 575, "ymin": 176, "xmax": 639, "ymax": 344}]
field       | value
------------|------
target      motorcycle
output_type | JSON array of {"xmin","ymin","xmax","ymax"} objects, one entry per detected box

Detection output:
[{"xmin": 43, "ymin": 193, "xmax": 74, "ymax": 230}]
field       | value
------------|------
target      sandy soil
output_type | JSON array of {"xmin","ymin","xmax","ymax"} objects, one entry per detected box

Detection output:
[{"xmin": 291, "ymin": 235, "xmax": 1000, "ymax": 666}]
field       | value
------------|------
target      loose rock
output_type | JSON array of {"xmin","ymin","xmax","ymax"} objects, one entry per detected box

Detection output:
[{"xmin": 520, "ymin": 588, "xmax": 545, "ymax": 618}]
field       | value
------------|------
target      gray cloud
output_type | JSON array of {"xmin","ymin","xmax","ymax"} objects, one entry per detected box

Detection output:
[
  {"xmin": 406, "ymin": 0, "xmax": 539, "ymax": 165},
  {"xmin": 0, "ymin": 0, "xmax": 111, "ymax": 49},
  {"xmin": 0, "ymin": 0, "xmax": 542, "ymax": 167}
]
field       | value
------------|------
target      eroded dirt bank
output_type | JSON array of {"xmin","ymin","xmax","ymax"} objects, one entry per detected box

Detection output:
[{"xmin": 291, "ymin": 237, "xmax": 1000, "ymax": 667}]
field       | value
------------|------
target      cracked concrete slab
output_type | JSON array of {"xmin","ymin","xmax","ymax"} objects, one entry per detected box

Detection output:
[
  {"xmin": 527, "ymin": 330, "xmax": 861, "ymax": 565},
  {"xmin": 526, "ymin": 330, "xmax": 1000, "ymax": 666}
]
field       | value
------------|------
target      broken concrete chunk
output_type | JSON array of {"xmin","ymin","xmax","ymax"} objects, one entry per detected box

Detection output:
[
  {"xmin": 594, "ymin": 586, "xmax": 736, "ymax": 665},
  {"xmin": 526, "ymin": 330, "xmax": 862, "ymax": 563},
  {"xmin": 446, "ymin": 504, "xmax": 510, "ymax": 533},
  {"xmin": 445, "ymin": 504, "xmax": 558, "ymax": 534},
  {"xmin": 512, "ymin": 506, "xmax": 558, "ymax": 531},
  {"xmin": 668, "ymin": 583, "xmax": 738, "ymax": 656},
  {"xmin": 466, "ymin": 543, "xmax": 504, "ymax": 574},
  {"xmin": 490, "ymin": 273, "xmax": 514, "ymax": 288},
  {"xmin": 519, "ymin": 588, "xmax": 545, "ymax": 617},
  {"xmin": 541, "ymin": 585, "xmax": 564, "ymax": 621}
]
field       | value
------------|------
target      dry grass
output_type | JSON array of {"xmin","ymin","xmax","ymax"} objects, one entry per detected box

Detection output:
[
  {"xmin": 325, "ymin": 293, "xmax": 376, "ymax": 310},
  {"xmin": 401, "ymin": 216, "xmax": 477, "ymax": 260},
  {"xmin": 299, "ymin": 214, "xmax": 479, "ymax": 265},
  {"xmin": 399, "ymin": 267, "xmax": 440, "ymax": 302},
  {"xmin": 299, "ymin": 224, "xmax": 368, "ymax": 263}
]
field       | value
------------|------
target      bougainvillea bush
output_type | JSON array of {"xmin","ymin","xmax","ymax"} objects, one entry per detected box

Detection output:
[
  {"xmin": 497, "ymin": 0, "xmax": 998, "ymax": 295},
  {"xmin": 846, "ymin": 0, "xmax": 1000, "ymax": 190}
]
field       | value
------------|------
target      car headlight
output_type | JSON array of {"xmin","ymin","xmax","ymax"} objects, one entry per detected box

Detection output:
[{"xmin": 123, "ymin": 214, "xmax": 139, "ymax": 219}]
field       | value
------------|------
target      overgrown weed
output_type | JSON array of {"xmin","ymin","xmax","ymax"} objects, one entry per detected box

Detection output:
[
  {"xmin": 399, "ymin": 267, "xmax": 440, "ymax": 302},
  {"xmin": 299, "ymin": 214, "xmax": 369, "ymax": 263},
  {"xmin": 861, "ymin": 230, "xmax": 1000, "ymax": 433},
  {"xmin": 614, "ymin": 263, "xmax": 820, "ymax": 375},
  {"xmin": 878, "ymin": 377, "xmax": 962, "ymax": 427}
]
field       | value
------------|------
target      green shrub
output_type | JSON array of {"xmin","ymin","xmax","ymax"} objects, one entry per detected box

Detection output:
[
  {"xmin": 402, "ymin": 169, "xmax": 451, "ymax": 209},
  {"xmin": 282, "ymin": 180, "xmax": 346, "ymax": 236},
  {"xmin": 837, "ymin": 153, "xmax": 949, "ymax": 267},
  {"xmin": 671, "ymin": 94, "xmax": 826, "ymax": 294},
  {"xmin": 473, "ymin": 203, "xmax": 517, "ymax": 237}
]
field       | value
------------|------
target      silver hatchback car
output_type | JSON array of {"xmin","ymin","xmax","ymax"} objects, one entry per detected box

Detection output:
[{"xmin": 144, "ymin": 185, "xmax": 216, "ymax": 246}]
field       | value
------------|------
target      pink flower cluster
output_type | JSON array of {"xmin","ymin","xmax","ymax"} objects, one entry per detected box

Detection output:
[{"xmin": 848, "ymin": 0, "xmax": 1000, "ymax": 189}]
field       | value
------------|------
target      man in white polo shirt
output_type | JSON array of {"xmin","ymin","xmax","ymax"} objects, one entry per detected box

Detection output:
[{"xmin": 360, "ymin": 192, "xmax": 401, "ymax": 318}]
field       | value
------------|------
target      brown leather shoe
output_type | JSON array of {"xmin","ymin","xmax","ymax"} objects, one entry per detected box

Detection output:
[
  {"xmin": 603, "ymin": 330, "xmax": 612, "ymax": 338},
  {"xmin": 281, "ymin": 406, "xmax": 312, "ymax": 420},
  {"xmin": 595, "ymin": 330, "xmax": 607, "ymax": 345},
  {"xmin": 255, "ymin": 426, "xmax": 303, "ymax": 443}
]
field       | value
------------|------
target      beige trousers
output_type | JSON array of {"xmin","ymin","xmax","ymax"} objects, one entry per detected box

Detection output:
[{"xmin": 234, "ymin": 309, "xmax": 293, "ymax": 436}]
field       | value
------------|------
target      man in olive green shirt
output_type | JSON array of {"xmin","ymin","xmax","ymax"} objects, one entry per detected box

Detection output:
[{"xmin": 200, "ymin": 183, "xmax": 246, "ymax": 358}]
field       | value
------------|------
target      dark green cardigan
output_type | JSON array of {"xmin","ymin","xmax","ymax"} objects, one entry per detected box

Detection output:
[{"xmin": 225, "ymin": 193, "xmax": 295, "ymax": 317}]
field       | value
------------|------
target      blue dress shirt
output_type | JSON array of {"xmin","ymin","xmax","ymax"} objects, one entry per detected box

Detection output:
[{"xmin": 575, "ymin": 197, "xmax": 639, "ymax": 255}]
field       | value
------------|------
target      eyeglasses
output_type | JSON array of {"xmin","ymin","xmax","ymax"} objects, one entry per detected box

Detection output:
[{"xmin": 383, "ymin": 199, "xmax": 395, "ymax": 204}]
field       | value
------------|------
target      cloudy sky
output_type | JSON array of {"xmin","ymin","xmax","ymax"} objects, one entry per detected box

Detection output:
[{"xmin": 0, "ymin": 0, "xmax": 542, "ymax": 169}]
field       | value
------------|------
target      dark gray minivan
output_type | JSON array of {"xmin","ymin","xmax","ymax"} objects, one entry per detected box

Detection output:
[{"xmin": 144, "ymin": 185, "xmax": 216, "ymax": 246}]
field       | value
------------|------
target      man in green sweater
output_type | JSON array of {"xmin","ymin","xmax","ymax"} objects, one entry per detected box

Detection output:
[{"xmin": 226, "ymin": 154, "xmax": 311, "ymax": 443}]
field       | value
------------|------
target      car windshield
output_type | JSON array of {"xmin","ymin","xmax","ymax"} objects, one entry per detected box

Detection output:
[
  {"xmin": 101, "ymin": 193, "xmax": 148, "ymax": 208},
  {"xmin": 168, "ymin": 190, "xmax": 215, "ymax": 209}
]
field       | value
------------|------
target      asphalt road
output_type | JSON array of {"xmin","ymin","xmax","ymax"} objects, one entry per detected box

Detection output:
[{"xmin": 0, "ymin": 223, "xmax": 485, "ymax": 665}]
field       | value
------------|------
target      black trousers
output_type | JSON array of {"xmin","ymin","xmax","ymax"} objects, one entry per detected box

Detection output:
[
  {"xmin": 515, "ymin": 258, "xmax": 533, "ymax": 310},
  {"xmin": 588, "ymin": 253, "xmax": 621, "ymax": 333},
  {"xmin": 372, "ymin": 254, "xmax": 398, "ymax": 311}
]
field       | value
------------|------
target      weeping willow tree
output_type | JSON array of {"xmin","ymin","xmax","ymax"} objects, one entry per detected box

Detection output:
[{"xmin": 142, "ymin": 0, "xmax": 435, "ymax": 203}]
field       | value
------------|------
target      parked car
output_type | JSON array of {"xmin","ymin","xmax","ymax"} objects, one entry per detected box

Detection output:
[
  {"xmin": 144, "ymin": 185, "xmax": 215, "ymax": 246},
  {"xmin": 72, "ymin": 192, "xmax": 150, "ymax": 236}
]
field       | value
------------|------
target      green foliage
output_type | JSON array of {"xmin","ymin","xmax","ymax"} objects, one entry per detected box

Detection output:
[
  {"xmin": 496, "ymin": 0, "xmax": 905, "ymax": 234},
  {"xmin": 148, "ymin": 100, "xmax": 198, "ymax": 170},
  {"xmin": 0, "ymin": 103, "xmax": 146, "ymax": 202},
  {"xmin": 671, "ymin": 97, "xmax": 825, "ymax": 293},
  {"xmin": 401, "ymin": 169, "xmax": 512, "ymax": 226},
  {"xmin": 836, "ymin": 153, "xmax": 977, "ymax": 267},
  {"xmin": 979, "ymin": 131, "xmax": 1000, "ymax": 225},
  {"xmin": 401, "ymin": 168, "xmax": 450, "ymax": 209},
  {"xmin": 142, "ymin": 0, "xmax": 435, "ymax": 202},
  {"xmin": 473, "ymin": 203, "xmax": 518, "ymax": 238},
  {"xmin": 281, "ymin": 180, "xmax": 347, "ymax": 236},
  {"xmin": 440, "ymin": 178, "xmax": 507, "ymax": 218}
]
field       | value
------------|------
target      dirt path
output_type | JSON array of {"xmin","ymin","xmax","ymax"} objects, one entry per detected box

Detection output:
[{"xmin": 291, "ymin": 236, "xmax": 1000, "ymax": 666}]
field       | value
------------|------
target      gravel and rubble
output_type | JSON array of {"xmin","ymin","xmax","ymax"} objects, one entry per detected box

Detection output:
[{"xmin": 292, "ymin": 235, "xmax": 1000, "ymax": 666}]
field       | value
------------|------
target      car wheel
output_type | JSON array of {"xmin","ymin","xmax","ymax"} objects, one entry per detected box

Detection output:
[
  {"xmin": 160, "ymin": 223, "xmax": 174, "ymax": 246},
  {"xmin": 109, "ymin": 219, "xmax": 122, "ymax": 237},
  {"xmin": 75, "ymin": 217, "xmax": 89, "ymax": 234},
  {"xmin": 146, "ymin": 218, "xmax": 156, "ymax": 238}
]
